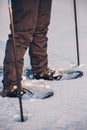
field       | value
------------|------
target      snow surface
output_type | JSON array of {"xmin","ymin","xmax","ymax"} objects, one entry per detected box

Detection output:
[{"xmin": 0, "ymin": 0, "xmax": 87, "ymax": 130}]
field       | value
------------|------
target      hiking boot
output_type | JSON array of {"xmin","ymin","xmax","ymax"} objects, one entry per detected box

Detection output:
[
  {"xmin": 33, "ymin": 68, "xmax": 63, "ymax": 80},
  {"xmin": 1, "ymin": 83, "xmax": 26, "ymax": 98}
]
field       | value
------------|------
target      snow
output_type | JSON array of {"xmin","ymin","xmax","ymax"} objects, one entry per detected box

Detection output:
[{"xmin": 0, "ymin": 0, "xmax": 87, "ymax": 130}]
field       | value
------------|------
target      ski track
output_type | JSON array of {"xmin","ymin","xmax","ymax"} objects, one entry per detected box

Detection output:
[{"xmin": 0, "ymin": 0, "xmax": 87, "ymax": 130}]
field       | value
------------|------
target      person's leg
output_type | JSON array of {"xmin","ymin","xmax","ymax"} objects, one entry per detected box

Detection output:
[
  {"xmin": 3, "ymin": 0, "xmax": 39, "ymax": 89},
  {"xmin": 29, "ymin": 0, "xmax": 52, "ymax": 75}
]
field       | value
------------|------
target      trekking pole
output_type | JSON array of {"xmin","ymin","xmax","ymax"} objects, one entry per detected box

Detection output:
[
  {"xmin": 8, "ymin": 0, "xmax": 24, "ymax": 122},
  {"xmin": 73, "ymin": 0, "xmax": 80, "ymax": 66}
]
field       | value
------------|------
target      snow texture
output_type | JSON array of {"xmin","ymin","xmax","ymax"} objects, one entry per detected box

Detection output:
[{"xmin": 0, "ymin": 0, "xmax": 87, "ymax": 130}]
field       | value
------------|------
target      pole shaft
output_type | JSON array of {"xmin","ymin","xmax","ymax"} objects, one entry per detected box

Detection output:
[
  {"xmin": 8, "ymin": 0, "xmax": 24, "ymax": 122},
  {"xmin": 73, "ymin": 0, "xmax": 80, "ymax": 66}
]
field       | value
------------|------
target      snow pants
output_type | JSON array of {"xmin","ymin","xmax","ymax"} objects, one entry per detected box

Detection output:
[{"xmin": 3, "ymin": 0, "xmax": 52, "ymax": 87}]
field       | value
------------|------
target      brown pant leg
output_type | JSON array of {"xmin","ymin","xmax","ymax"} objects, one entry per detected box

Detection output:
[
  {"xmin": 3, "ymin": 0, "xmax": 39, "ymax": 87},
  {"xmin": 29, "ymin": 0, "xmax": 52, "ymax": 74}
]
